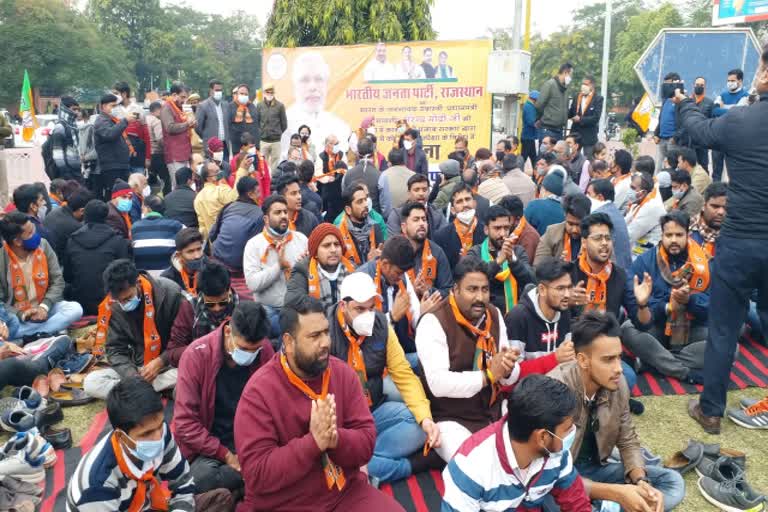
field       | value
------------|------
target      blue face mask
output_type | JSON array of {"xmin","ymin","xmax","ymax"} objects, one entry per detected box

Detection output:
[
  {"xmin": 546, "ymin": 426, "xmax": 576, "ymax": 455},
  {"xmin": 124, "ymin": 424, "xmax": 166, "ymax": 463},
  {"xmin": 117, "ymin": 198, "xmax": 133, "ymax": 213},
  {"xmin": 230, "ymin": 345, "xmax": 262, "ymax": 367},
  {"xmin": 120, "ymin": 294, "xmax": 140, "ymax": 312},
  {"xmin": 21, "ymin": 231, "xmax": 41, "ymax": 251}
]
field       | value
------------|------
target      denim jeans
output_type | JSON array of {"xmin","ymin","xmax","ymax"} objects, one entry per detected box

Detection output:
[
  {"xmin": 14, "ymin": 301, "xmax": 83, "ymax": 339},
  {"xmin": 702, "ymin": 236, "xmax": 768, "ymax": 417},
  {"xmin": 261, "ymin": 305, "xmax": 282, "ymax": 340},
  {"xmin": 367, "ymin": 401, "xmax": 426, "ymax": 483},
  {"xmin": 539, "ymin": 128, "xmax": 563, "ymax": 144},
  {"xmin": 621, "ymin": 360, "xmax": 637, "ymax": 392},
  {"xmin": 576, "ymin": 461, "xmax": 685, "ymax": 511},
  {"xmin": 747, "ymin": 300, "xmax": 764, "ymax": 343},
  {"xmin": 0, "ymin": 335, "xmax": 72, "ymax": 389},
  {"xmin": 381, "ymin": 352, "xmax": 420, "ymax": 403}
]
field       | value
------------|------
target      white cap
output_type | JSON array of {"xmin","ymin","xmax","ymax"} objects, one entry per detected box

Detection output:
[{"xmin": 339, "ymin": 273, "xmax": 381, "ymax": 303}]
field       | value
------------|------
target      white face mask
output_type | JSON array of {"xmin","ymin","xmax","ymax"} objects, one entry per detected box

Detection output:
[
  {"xmin": 366, "ymin": 198, "xmax": 373, "ymax": 211},
  {"xmin": 190, "ymin": 182, "xmax": 197, "ymax": 192},
  {"xmin": 727, "ymin": 81, "xmax": 740, "ymax": 92},
  {"xmin": 580, "ymin": 84, "xmax": 591, "ymax": 95},
  {"xmin": 213, "ymin": 151, "xmax": 224, "ymax": 162},
  {"xmin": 238, "ymin": 94, "xmax": 249, "ymax": 105},
  {"xmin": 456, "ymin": 209, "xmax": 475, "ymax": 225},
  {"xmin": 403, "ymin": 140, "xmax": 414, "ymax": 151},
  {"xmin": 264, "ymin": 94, "xmax": 274, "ymax": 102},
  {"xmin": 114, "ymin": 96, "xmax": 123, "ymax": 105},
  {"xmin": 352, "ymin": 311, "xmax": 376, "ymax": 337},
  {"xmin": 213, "ymin": 91, "xmax": 223, "ymax": 101},
  {"xmin": 564, "ymin": 75, "xmax": 572, "ymax": 86},
  {"xmin": 142, "ymin": 185, "xmax": 151, "ymax": 198},
  {"xmin": 366, "ymin": 127, "xmax": 376, "ymax": 135},
  {"xmin": 333, "ymin": 143, "xmax": 341, "ymax": 153}
]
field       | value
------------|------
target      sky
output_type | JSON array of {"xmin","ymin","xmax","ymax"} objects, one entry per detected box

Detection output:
[{"xmin": 169, "ymin": 0, "xmax": 606, "ymax": 40}]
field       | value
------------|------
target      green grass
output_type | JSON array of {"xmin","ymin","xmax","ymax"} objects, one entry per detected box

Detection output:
[{"xmin": 634, "ymin": 388, "xmax": 768, "ymax": 511}]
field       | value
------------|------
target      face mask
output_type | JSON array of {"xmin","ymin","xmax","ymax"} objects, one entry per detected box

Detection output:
[
  {"xmin": 264, "ymin": 94, "xmax": 274, "ymax": 102},
  {"xmin": 196, "ymin": 163, "xmax": 204, "ymax": 176},
  {"xmin": 238, "ymin": 94, "xmax": 249, "ymax": 105},
  {"xmin": 123, "ymin": 424, "xmax": 165, "ymax": 463},
  {"xmin": 230, "ymin": 344, "xmax": 262, "ymax": 367},
  {"xmin": 21, "ymin": 231, "xmax": 42, "ymax": 252},
  {"xmin": 37, "ymin": 204, "xmax": 48, "ymax": 221},
  {"xmin": 120, "ymin": 294, "xmax": 140, "ymax": 312},
  {"xmin": 580, "ymin": 84, "xmax": 591, "ymax": 95},
  {"xmin": 403, "ymin": 140, "xmax": 414, "ymax": 151},
  {"xmin": 626, "ymin": 189, "xmax": 638, "ymax": 204},
  {"xmin": 267, "ymin": 225, "xmax": 287, "ymax": 237},
  {"xmin": 117, "ymin": 198, "xmax": 133, "ymax": 213},
  {"xmin": 213, "ymin": 91, "xmax": 223, "ymax": 101},
  {"xmin": 300, "ymin": 135, "xmax": 309, "ymax": 143},
  {"xmin": 456, "ymin": 209, "xmax": 475, "ymax": 225},
  {"xmin": 114, "ymin": 96, "xmax": 123, "ymax": 106},
  {"xmin": 495, "ymin": 151, "xmax": 505, "ymax": 162},
  {"xmin": 352, "ymin": 311, "xmax": 376, "ymax": 337},
  {"xmin": 694, "ymin": 85, "xmax": 705, "ymax": 95},
  {"xmin": 185, "ymin": 256, "xmax": 204, "ymax": 272},
  {"xmin": 727, "ymin": 81, "xmax": 740, "ymax": 92},
  {"xmin": 535, "ymin": 165, "xmax": 548, "ymax": 177},
  {"xmin": 190, "ymin": 182, "xmax": 197, "ymax": 192},
  {"xmin": 672, "ymin": 188, "xmax": 685, "ymax": 199},
  {"xmin": 545, "ymin": 426, "xmax": 576, "ymax": 456},
  {"xmin": 332, "ymin": 144, "xmax": 340, "ymax": 153},
  {"xmin": 76, "ymin": 120, "xmax": 85, "ymax": 128},
  {"xmin": 213, "ymin": 151, "xmax": 224, "ymax": 162},
  {"xmin": 366, "ymin": 198, "xmax": 373, "ymax": 212},
  {"xmin": 564, "ymin": 75, "xmax": 572, "ymax": 86},
  {"xmin": 142, "ymin": 185, "xmax": 151, "ymax": 198},
  {"xmin": 366, "ymin": 127, "xmax": 376, "ymax": 135}
]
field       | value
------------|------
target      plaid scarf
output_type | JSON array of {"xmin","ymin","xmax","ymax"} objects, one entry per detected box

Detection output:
[
  {"xmin": 191, "ymin": 291, "xmax": 239, "ymax": 340},
  {"xmin": 690, "ymin": 214, "xmax": 718, "ymax": 258}
]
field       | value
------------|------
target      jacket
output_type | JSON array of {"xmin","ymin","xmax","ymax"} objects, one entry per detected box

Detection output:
[
  {"xmin": 568, "ymin": 94, "xmax": 604, "ymax": 146},
  {"xmin": 50, "ymin": 122, "xmax": 81, "ymax": 179},
  {"xmin": 594, "ymin": 202, "xmax": 632, "ymax": 271},
  {"xmin": 194, "ymin": 182, "xmax": 238, "ymax": 240},
  {"xmin": 386, "ymin": 203, "xmax": 447, "ymax": 239},
  {"xmin": 255, "ymin": 99, "xmax": 287, "ymax": 143},
  {"xmin": 664, "ymin": 187, "xmax": 704, "ymax": 220},
  {"xmin": 534, "ymin": 221, "xmax": 575, "ymax": 263},
  {"xmin": 43, "ymin": 205, "xmax": 82, "ymax": 265},
  {"xmin": 146, "ymin": 114, "xmax": 163, "ymax": 155},
  {"xmin": 291, "ymin": 208, "xmax": 319, "ymax": 238},
  {"xmin": 478, "ymin": 176, "xmax": 511, "ymax": 205},
  {"xmin": 378, "ymin": 164, "xmax": 416, "ymax": 220},
  {"xmin": 521, "ymin": 100, "xmax": 539, "ymax": 140},
  {"xmin": 0, "ymin": 239, "xmax": 65, "ymax": 319},
  {"xmin": 549, "ymin": 361, "xmax": 644, "ymax": 477},
  {"xmin": 300, "ymin": 184, "xmax": 323, "ymax": 222},
  {"xmin": 160, "ymin": 102, "xmax": 192, "ymax": 164},
  {"xmin": 316, "ymin": 151, "xmax": 346, "ymax": 221},
  {"xmin": 164, "ymin": 185, "xmax": 198, "ymax": 228},
  {"xmin": 467, "ymin": 242, "xmax": 536, "ymax": 315},
  {"xmin": 516, "ymin": 220, "xmax": 540, "ymax": 263},
  {"xmin": 502, "ymin": 170, "xmax": 537, "ymax": 208},
  {"xmin": 679, "ymin": 93, "xmax": 768, "ymax": 239},
  {"xmin": 342, "ymin": 160, "xmax": 382, "ymax": 213},
  {"xmin": 174, "ymin": 323, "xmax": 275, "ymax": 463},
  {"xmin": 105, "ymin": 273, "xmax": 183, "ymax": 377},
  {"xmin": 713, "ymin": 87, "xmax": 750, "ymax": 117},
  {"xmin": 536, "ymin": 77, "xmax": 569, "ymax": 130},
  {"xmin": 630, "ymin": 243, "xmax": 711, "ymax": 334},
  {"xmin": 525, "ymin": 198, "xmax": 565, "ymax": 236},
  {"xmin": 401, "ymin": 147, "xmax": 429, "ymax": 175},
  {"xmin": 228, "ymin": 102, "xmax": 260, "ymax": 149},
  {"xmin": 195, "ymin": 97, "xmax": 230, "ymax": 146},
  {"xmin": 210, "ymin": 199, "xmax": 264, "ymax": 272},
  {"xmin": 285, "ymin": 257, "xmax": 354, "ymax": 312},
  {"xmin": 93, "ymin": 113, "xmax": 130, "ymax": 172},
  {"xmin": 63, "ymin": 223, "xmax": 132, "ymax": 316},
  {"xmin": 433, "ymin": 175, "xmax": 462, "ymax": 212},
  {"xmin": 433, "ymin": 218, "xmax": 486, "ymax": 271},
  {"xmin": 653, "ymin": 100, "xmax": 691, "ymax": 147},
  {"xmin": 106, "ymin": 202, "xmax": 131, "ymax": 240},
  {"xmin": 689, "ymin": 164, "xmax": 712, "ymax": 196},
  {"xmin": 505, "ymin": 287, "xmax": 569, "ymax": 363},
  {"xmin": 131, "ymin": 214, "xmax": 184, "ymax": 273}
]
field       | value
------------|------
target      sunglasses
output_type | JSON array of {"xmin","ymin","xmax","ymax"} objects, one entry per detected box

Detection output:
[
  {"xmin": 586, "ymin": 399, "xmax": 600, "ymax": 433},
  {"xmin": 204, "ymin": 294, "xmax": 232, "ymax": 308}
]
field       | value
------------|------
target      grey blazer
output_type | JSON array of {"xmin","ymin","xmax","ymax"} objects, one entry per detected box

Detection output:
[{"xmin": 195, "ymin": 97, "xmax": 230, "ymax": 145}]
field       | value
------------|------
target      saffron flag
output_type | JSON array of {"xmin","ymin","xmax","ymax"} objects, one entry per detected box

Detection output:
[
  {"xmin": 19, "ymin": 70, "xmax": 38, "ymax": 142},
  {"xmin": 629, "ymin": 93, "xmax": 655, "ymax": 135}
]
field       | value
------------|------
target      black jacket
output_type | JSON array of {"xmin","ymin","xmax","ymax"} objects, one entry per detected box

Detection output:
[
  {"xmin": 164, "ymin": 185, "xmax": 198, "ymax": 228},
  {"xmin": 43, "ymin": 205, "xmax": 82, "ymax": 265},
  {"xmin": 678, "ymin": 93, "xmax": 768, "ymax": 239},
  {"xmin": 228, "ymin": 102, "xmax": 260, "ymax": 150},
  {"xmin": 293, "ymin": 208, "xmax": 319, "ymax": 238},
  {"xmin": 505, "ymin": 287, "xmax": 571, "ymax": 359},
  {"xmin": 401, "ymin": 147, "xmax": 429, "ymax": 175},
  {"xmin": 570, "ymin": 263, "xmax": 650, "ymax": 329},
  {"xmin": 94, "ymin": 113, "xmax": 130, "ymax": 172},
  {"xmin": 467, "ymin": 242, "xmax": 536, "ymax": 314},
  {"xmin": 568, "ymin": 94, "xmax": 604, "ymax": 146},
  {"xmin": 63, "ymin": 222, "xmax": 132, "ymax": 315},
  {"xmin": 433, "ymin": 219, "xmax": 487, "ymax": 272}
]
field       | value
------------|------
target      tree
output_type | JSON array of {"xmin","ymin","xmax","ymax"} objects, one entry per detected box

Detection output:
[
  {"xmin": 265, "ymin": 0, "xmax": 435, "ymax": 48},
  {"xmin": 0, "ymin": 0, "xmax": 132, "ymax": 108}
]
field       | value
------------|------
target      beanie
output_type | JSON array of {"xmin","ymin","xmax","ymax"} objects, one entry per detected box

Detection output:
[
  {"xmin": 542, "ymin": 170, "xmax": 565, "ymax": 197},
  {"xmin": 207, "ymin": 136, "xmax": 224, "ymax": 153},
  {"xmin": 111, "ymin": 180, "xmax": 132, "ymax": 200},
  {"xmin": 438, "ymin": 159, "xmax": 460, "ymax": 179},
  {"xmin": 308, "ymin": 223, "xmax": 344, "ymax": 259}
]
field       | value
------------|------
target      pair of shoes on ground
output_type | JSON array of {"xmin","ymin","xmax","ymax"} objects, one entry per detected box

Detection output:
[
  {"xmin": 0, "ymin": 386, "xmax": 72, "ymax": 450},
  {"xmin": 727, "ymin": 396, "xmax": 768, "ymax": 429},
  {"xmin": 0, "ymin": 428, "xmax": 57, "ymax": 483},
  {"xmin": 35, "ymin": 367, "xmax": 94, "ymax": 408}
]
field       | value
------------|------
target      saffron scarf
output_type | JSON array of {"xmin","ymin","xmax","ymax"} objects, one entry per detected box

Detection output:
[
  {"xmin": 308, "ymin": 257, "xmax": 354, "ymax": 299},
  {"xmin": 234, "ymin": 105, "xmax": 253, "ymax": 124},
  {"xmin": 373, "ymin": 262, "xmax": 413, "ymax": 331},
  {"xmin": 4, "ymin": 244, "xmax": 48, "ymax": 313},
  {"xmin": 110, "ymin": 116, "xmax": 137, "ymax": 157},
  {"xmin": 179, "ymin": 267, "xmax": 197, "ymax": 296},
  {"xmin": 562, "ymin": 232, "xmax": 573, "ymax": 262},
  {"xmin": 338, "ymin": 214, "xmax": 375, "ymax": 266},
  {"xmin": 165, "ymin": 100, "xmax": 190, "ymax": 132},
  {"xmin": 121, "ymin": 212, "xmax": 133, "ymax": 240},
  {"xmin": 137, "ymin": 275, "xmax": 162, "ymax": 365},
  {"xmin": 110, "ymin": 433, "xmax": 171, "ymax": 512},
  {"xmin": 578, "ymin": 251, "xmax": 612, "ymax": 313},
  {"xmin": 479, "ymin": 238, "xmax": 518, "ymax": 314},
  {"xmin": 448, "ymin": 293, "xmax": 499, "ymax": 404},
  {"xmin": 656, "ymin": 241, "xmax": 710, "ymax": 346},
  {"xmin": 261, "ymin": 231, "xmax": 294, "ymax": 280},
  {"xmin": 279, "ymin": 354, "xmax": 346, "ymax": 491},
  {"xmin": 575, "ymin": 91, "xmax": 594, "ymax": 116},
  {"xmin": 406, "ymin": 240, "xmax": 438, "ymax": 290},
  {"xmin": 453, "ymin": 217, "xmax": 477, "ymax": 256},
  {"xmin": 627, "ymin": 187, "xmax": 658, "ymax": 221},
  {"xmin": 336, "ymin": 307, "xmax": 372, "ymax": 407},
  {"xmin": 95, "ymin": 296, "xmax": 115, "ymax": 357}
]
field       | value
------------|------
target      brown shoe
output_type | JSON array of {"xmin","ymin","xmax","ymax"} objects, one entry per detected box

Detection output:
[{"xmin": 688, "ymin": 398, "xmax": 722, "ymax": 435}]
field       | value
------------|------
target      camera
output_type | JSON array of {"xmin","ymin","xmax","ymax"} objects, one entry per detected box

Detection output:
[{"xmin": 662, "ymin": 81, "xmax": 685, "ymax": 99}]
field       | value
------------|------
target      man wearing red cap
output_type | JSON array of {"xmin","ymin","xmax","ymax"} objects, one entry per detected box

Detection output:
[
  {"xmin": 285, "ymin": 223, "xmax": 355, "ymax": 312},
  {"xmin": 106, "ymin": 180, "xmax": 134, "ymax": 240}
]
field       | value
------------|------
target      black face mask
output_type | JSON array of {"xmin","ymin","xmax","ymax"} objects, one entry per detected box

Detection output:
[
  {"xmin": 495, "ymin": 151, "xmax": 505, "ymax": 162},
  {"xmin": 301, "ymin": 135, "xmax": 309, "ymax": 143},
  {"xmin": 694, "ymin": 85, "xmax": 705, "ymax": 95}
]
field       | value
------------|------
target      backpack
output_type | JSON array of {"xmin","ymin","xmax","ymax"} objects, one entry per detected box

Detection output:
[
  {"xmin": 78, "ymin": 122, "xmax": 97, "ymax": 163},
  {"xmin": 41, "ymin": 136, "xmax": 57, "ymax": 180}
]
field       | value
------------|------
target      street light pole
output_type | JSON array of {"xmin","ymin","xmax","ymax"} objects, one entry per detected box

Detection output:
[{"xmin": 599, "ymin": 0, "xmax": 612, "ymax": 140}]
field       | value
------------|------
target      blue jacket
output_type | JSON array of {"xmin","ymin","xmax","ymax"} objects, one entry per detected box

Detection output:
[
  {"xmin": 131, "ymin": 214, "xmax": 184, "ymax": 272},
  {"xmin": 713, "ymin": 88, "xmax": 750, "ymax": 117},
  {"xmin": 522, "ymin": 100, "xmax": 539, "ymax": 140},
  {"xmin": 630, "ymin": 244, "xmax": 711, "ymax": 332},
  {"xmin": 595, "ymin": 202, "xmax": 632, "ymax": 271},
  {"xmin": 210, "ymin": 200, "xmax": 264, "ymax": 272},
  {"xmin": 658, "ymin": 99, "xmax": 677, "ymax": 138},
  {"xmin": 524, "ymin": 197, "xmax": 565, "ymax": 236}
]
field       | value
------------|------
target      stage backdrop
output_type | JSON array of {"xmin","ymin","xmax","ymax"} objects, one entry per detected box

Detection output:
[{"xmin": 262, "ymin": 40, "xmax": 493, "ymax": 168}]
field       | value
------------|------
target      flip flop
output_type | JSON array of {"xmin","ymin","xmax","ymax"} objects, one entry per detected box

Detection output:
[
  {"xmin": 31, "ymin": 375, "xmax": 49, "ymax": 399},
  {"xmin": 48, "ymin": 389, "xmax": 94, "ymax": 407},
  {"xmin": 47, "ymin": 368, "xmax": 67, "ymax": 394}
]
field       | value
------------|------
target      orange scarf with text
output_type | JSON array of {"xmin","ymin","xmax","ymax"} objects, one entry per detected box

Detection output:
[
  {"xmin": 234, "ymin": 104, "xmax": 253, "ymax": 124},
  {"xmin": 336, "ymin": 307, "xmax": 373, "ymax": 406},
  {"xmin": 110, "ymin": 116, "xmax": 137, "ymax": 157},
  {"xmin": 95, "ymin": 296, "xmax": 114, "ymax": 357},
  {"xmin": 279, "ymin": 354, "xmax": 346, "ymax": 491},
  {"xmin": 453, "ymin": 217, "xmax": 477, "ymax": 256},
  {"xmin": 262, "ymin": 231, "xmax": 293, "ymax": 280},
  {"xmin": 339, "ymin": 214, "xmax": 375, "ymax": 266},
  {"xmin": 449, "ymin": 293, "xmax": 499, "ymax": 404},
  {"xmin": 137, "ymin": 275, "xmax": 162, "ymax": 365},
  {"xmin": 4, "ymin": 244, "xmax": 48, "ymax": 313},
  {"xmin": 562, "ymin": 232, "xmax": 575, "ymax": 262},
  {"xmin": 578, "ymin": 251, "xmax": 612, "ymax": 313},
  {"xmin": 406, "ymin": 240, "xmax": 437, "ymax": 290},
  {"xmin": 111, "ymin": 433, "xmax": 171, "ymax": 512},
  {"xmin": 308, "ymin": 257, "xmax": 355, "ymax": 299}
]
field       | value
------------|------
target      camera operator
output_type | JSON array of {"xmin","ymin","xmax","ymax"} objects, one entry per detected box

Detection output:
[{"xmin": 653, "ymin": 72, "xmax": 689, "ymax": 170}]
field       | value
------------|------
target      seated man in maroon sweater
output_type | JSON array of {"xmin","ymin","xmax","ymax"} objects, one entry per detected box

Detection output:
[{"xmin": 234, "ymin": 297, "xmax": 404, "ymax": 511}]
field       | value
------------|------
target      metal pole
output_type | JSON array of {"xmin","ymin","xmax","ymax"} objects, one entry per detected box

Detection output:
[
  {"xmin": 512, "ymin": 0, "xmax": 523, "ymax": 50},
  {"xmin": 524, "ymin": 0, "xmax": 531, "ymax": 51},
  {"xmin": 599, "ymin": 0, "xmax": 612, "ymax": 140},
  {"xmin": 502, "ymin": 0, "xmax": 524, "ymax": 140}
]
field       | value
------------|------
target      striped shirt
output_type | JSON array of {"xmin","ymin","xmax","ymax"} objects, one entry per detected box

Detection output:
[
  {"xmin": 442, "ymin": 417, "xmax": 590, "ymax": 512},
  {"xmin": 131, "ymin": 214, "xmax": 184, "ymax": 274},
  {"xmin": 67, "ymin": 426, "xmax": 195, "ymax": 512}
]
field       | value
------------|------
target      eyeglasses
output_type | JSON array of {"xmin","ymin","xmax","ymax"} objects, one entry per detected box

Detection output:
[
  {"xmin": 586, "ymin": 234, "xmax": 612, "ymax": 243},
  {"xmin": 204, "ymin": 294, "xmax": 232, "ymax": 308}
]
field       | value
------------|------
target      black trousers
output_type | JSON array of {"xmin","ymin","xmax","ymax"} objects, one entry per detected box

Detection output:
[
  {"xmin": 149, "ymin": 153, "xmax": 171, "ymax": 196},
  {"xmin": 521, "ymin": 138, "xmax": 537, "ymax": 168},
  {"xmin": 89, "ymin": 168, "xmax": 129, "ymax": 202}
]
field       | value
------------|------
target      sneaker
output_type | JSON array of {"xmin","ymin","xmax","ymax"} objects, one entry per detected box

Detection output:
[
  {"xmin": 2, "ymin": 430, "xmax": 56, "ymax": 468},
  {"xmin": 0, "ymin": 451, "xmax": 45, "ymax": 483},
  {"xmin": 702, "ymin": 443, "xmax": 747, "ymax": 470},
  {"xmin": 695, "ymin": 455, "xmax": 745, "ymax": 482},
  {"xmin": 55, "ymin": 353, "xmax": 93, "ymax": 375},
  {"xmin": 0, "ymin": 410, "xmax": 35, "ymax": 433},
  {"xmin": 10, "ymin": 387, "xmax": 42, "ymax": 412},
  {"xmin": 664, "ymin": 440, "xmax": 704, "ymax": 475},
  {"xmin": 698, "ymin": 476, "xmax": 766, "ymax": 512},
  {"xmin": 728, "ymin": 398, "xmax": 768, "ymax": 429},
  {"xmin": 0, "ymin": 475, "xmax": 43, "ymax": 496},
  {"xmin": 739, "ymin": 396, "xmax": 765, "ymax": 410}
]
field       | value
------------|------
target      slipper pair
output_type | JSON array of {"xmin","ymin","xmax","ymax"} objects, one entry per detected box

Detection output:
[
  {"xmin": 665, "ymin": 439, "xmax": 747, "ymax": 475},
  {"xmin": 40, "ymin": 369, "xmax": 92, "ymax": 406}
]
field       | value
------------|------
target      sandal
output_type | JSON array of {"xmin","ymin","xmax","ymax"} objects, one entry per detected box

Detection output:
[
  {"xmin": 31, "ymin": 375, "xmax": 49, "ymax": 399},
  {"xmin": 47, "ymin": 368, "xmax": 67, "ymax": 394},
  {"xmin": 48, "ymin": 388, "xmax": 94, "ymax": 407}
]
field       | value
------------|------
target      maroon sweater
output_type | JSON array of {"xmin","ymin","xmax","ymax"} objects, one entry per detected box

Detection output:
[
  {"xmin": 234, "ymin": 354, "xmax": 376, "ymax": 512},
  {"xmin": 174, "ymin": 324, "xmax": 274, "ymax": 462}
]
